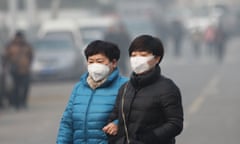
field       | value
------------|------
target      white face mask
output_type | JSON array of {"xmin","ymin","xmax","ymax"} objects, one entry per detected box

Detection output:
[
  {"xmin": 87, "ymin": 63, "xmax": 110, "ymax": 81},
  {"xmin": 130, "ymin": 55, "xmax": 154, "ymax": 74}
]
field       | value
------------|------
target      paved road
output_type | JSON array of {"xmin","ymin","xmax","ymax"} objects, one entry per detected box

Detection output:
[
  {"xmin": 177, "ymin": 37, "xmax": 240, "ymax": 144},
  {"xmin": 0, "ymin": 37, "xmax": 240, "ymax": 144},
  {"xmin": 0, "ymin": 83, "xmax": 72, "ymax": 144}
]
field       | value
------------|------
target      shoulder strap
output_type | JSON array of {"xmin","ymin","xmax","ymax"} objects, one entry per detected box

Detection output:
[{"xmin": 121, "ymin": 82, "xmax": 130, "ymax": 144}]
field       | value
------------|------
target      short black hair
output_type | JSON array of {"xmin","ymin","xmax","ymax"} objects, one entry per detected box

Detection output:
[
  {"xmin": 84, "ymin": 40, "xmax": 120, "ymax": 61},
  {"xmin": 15, "ymin": 30, "xmax": 24, "ymax": 38},
  {"xmin": 128, "ymin": 35, "xmax": 164, "ymax": 63}
]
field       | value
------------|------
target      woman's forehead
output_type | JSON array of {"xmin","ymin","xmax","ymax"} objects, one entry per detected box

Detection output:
[
  {"xmin": 88, "ymin": 53, "xmax": 108, "ymax": 60},
  {"xmin": 131, "ymin": 51, "xmax": 152, "ymax": 55}
]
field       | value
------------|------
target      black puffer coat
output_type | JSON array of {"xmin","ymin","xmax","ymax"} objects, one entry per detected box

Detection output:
[{"xmin": 108, "ymin": 66, "xmax": 183, "ymax": 144}]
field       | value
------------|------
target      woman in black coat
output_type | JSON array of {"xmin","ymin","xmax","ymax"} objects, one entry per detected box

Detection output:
[{"xmin": 103, "ymin": 35, "xmax": 184, "ymax": 144}]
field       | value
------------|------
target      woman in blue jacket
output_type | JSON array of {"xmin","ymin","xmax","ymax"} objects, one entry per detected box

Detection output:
[{"xmin": 56, "ymin": 40, "xmax": 128, "ymax": 144}]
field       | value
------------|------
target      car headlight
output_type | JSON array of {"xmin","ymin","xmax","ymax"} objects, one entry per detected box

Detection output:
[{"xmin": 31, "ymin": 61, "xmax": 44, "ymax": 72}]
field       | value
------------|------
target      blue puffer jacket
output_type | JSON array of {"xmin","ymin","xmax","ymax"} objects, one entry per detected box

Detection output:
[{"xmin": 57, "ymin": 68, "xmax": 128, "ymax": 144}]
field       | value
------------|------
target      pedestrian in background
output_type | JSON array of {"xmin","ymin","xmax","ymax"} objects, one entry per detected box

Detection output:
[
  {"xmin": 56, "ymin": 40, "xmax": 128, "ymax": 144},
  {"xmin": 0, "ymin": 55, "xmax": 4, "ymax": 108},
  {"xmin": 171, "ymin": 19, "xmax": 184, "ymax": 58},
  {"xmin": 214, "ymin": 22, "xmax": 228, "ymax": 63},
  {"xmin": 0, "ymin": 54, "xmax": 14, "ymax": 108},
  {"xmin": 204, "ymin": 25, "xmax": 217, "ymax": 57},
  {"xmin": 104, "ymin": 22, "xmax": 131, "ymax": 76},
  {"xmin": 104, "ymin": 35, "xmax": 184, "ymax": 144},
  {"xmin": 4, "ymin": 31, "xmax": 34, "ymax": 110},
  {"xmin": 191, "ymin": 28, "xmax": 203, "ymax": 58}
]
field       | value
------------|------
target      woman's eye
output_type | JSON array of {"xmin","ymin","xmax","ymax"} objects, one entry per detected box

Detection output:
[{"xmin": 96, "ymin": 60, "xmax": 104, "ymax": 63}]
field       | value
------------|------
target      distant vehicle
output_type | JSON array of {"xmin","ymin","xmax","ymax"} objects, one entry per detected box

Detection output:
[
  {"xmin": 38, "ymin": 19, "xmax": 84, "ymax": 50},
  {"xmin": 31, "ymin": 37, "xmax": 86, "ymax": 81},
  {"xmin": 76, "ymin": 16, "xmax": 116, "ymax": 45},
  {"xmin": 183, "ymin": 6, "xmax": 219, "ymax": 34},
  {"xmin": 122, "ymin": 17, "xmax": 157, "ymax": 40},
  {"xmin": 184, "ymin": 16, "xmax": 217, "ymax": 33}
]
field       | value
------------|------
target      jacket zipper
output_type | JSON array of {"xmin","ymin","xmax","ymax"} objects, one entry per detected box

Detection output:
[{"xmin": 83, "ymin": 90, "xmax": 95, "ymax": 143}]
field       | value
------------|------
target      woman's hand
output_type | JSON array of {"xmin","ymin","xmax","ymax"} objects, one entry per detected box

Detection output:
[{"xmin": 102, "ymin": 122, "xmax": 118, "ymax": 135}]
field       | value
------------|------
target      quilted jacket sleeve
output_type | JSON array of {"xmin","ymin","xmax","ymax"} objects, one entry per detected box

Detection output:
[
  {"xmin": 154, "ymin": 87, "xmax": 184, "ymax": 143},
  {"xmin": 108, "ymin": 83, "xmax": 125, "ymax": 123}
]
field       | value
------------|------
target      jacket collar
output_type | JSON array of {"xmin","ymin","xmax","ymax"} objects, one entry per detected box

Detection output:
[{"xmin": 130, "ymin": 65, "xmax": 161, "ymax": 89}]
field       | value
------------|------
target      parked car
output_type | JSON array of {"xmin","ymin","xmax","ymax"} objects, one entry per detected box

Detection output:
[
  {"xmin": 38, "ymin": 19, "xmax": 84, "ymax": 51},
  {"xmin": 31, "ymin": 37, "xmax": 86, "ymax": 81},
  {"xmin": 183, "ymin": 6, "xmax": 218, "ymax": 34},
  {"xmin": 122, "ymin": 17, "xmax": 157, "ymax": 40},
  {"xmin": 76, "ymin": 16, "xmax": 116, "ymax": 45}
]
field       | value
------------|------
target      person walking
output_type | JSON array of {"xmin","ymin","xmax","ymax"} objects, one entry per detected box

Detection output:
[
  {"xmin": 56, "ymin": 40, "xmax": 128, "ymax": 144},
  {"xmin": 104, "ymin": 35, "xmax": 184, "ymax": 144},
  {"xmin": 104, "ymin": 23, "xmax": 131, "ymax": 76},
  {"xmin": 171, "ymin": 19, "xmax": 184, "ymax": 58},
  {"xmin": 4, "ymin": 31, "xmax": 33, "ymax": 110},
  {"xmin": 214, "ymin": 23, "xmax": 227, "ymax": 63},
  {"xmin": 191, "ymin": 28, "xmax": 203, "ymax": 58},
  {"xmin": 204, "ymin": 25, "xmax": 217, "ymax": 57},
  {"xmin": 0, "ymin": 55, "xmax": 4, "ymax": 108}
]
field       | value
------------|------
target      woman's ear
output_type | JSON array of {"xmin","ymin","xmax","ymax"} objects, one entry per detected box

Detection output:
[
  {"xmin": 111, "ymin": 59, "xmax": 118, "ymax": 68},
  {"xmin": 152, "ymin": 56, "xmax": 161, "ymax": 65},
  {"xmin": 156, "ymin": 56, "xmax": 161, "ymax": 63}
]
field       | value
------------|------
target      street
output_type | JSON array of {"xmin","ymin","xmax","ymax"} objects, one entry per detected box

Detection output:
[{"xmin": 0, "ymin": 37, "xmax": 240, "ymax": 144}]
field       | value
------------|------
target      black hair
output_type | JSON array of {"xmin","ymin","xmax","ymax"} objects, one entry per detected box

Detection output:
[
  {"xmin": 84, "ymin": 40, "xmax": 120, "ymax": 61},
  {"xmin": 128, "ymin": 35, "xmax": 164, "ymax": 63},
  {"xmin": 15, "ymin": 30, "xmax": 24, "ymax": 38}
]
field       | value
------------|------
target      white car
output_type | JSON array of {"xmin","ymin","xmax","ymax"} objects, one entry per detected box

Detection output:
[
  {"xmin": 38, "ymin": 19, "xmax": 84, "ymax": 50},
  {"xmin": 76, "ymin": 16, "xmax": 116, "ymax": 44},
  {"xmin": 183, "ymin": 6, "xmax": 218, "ymax": 34}
]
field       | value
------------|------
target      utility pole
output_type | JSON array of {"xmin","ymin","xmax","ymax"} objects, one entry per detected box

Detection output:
[
  {"xmin": 26, "ymin": 0, "xmax": 37, "ymax": 39},
  {"xmin": 26, "ymin": 0, "xmax": 36, "ymax": 28},
  {"xmin": 51, "ymin": 0, "xmax": 61, "ymax": 19},
  {"xmin": 8, "ymin": 0, "xmax": 18, "ymax": 37}
]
